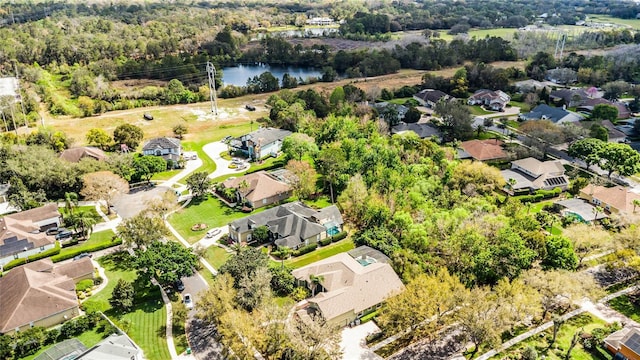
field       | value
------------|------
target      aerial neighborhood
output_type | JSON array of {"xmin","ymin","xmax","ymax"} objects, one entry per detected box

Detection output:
[{"xmin": 5, "ymin": 1, "xmax": 640, "ymax": 360}]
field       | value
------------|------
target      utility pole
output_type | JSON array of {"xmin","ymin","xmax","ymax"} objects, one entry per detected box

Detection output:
[
  {"xmin": 9, "ymin": 101, "xmax": 18, "ymax": 135},
  {"xmin": 1, "ymin": 109, "xmax": 7, "ymax": 132},
  {"xmin": 554, "ymin": 33, "xmax": 566, "ymax": 60},
  {"xmin": 206, "ymin": 62, "xmax": 218, "ymax": 116}
]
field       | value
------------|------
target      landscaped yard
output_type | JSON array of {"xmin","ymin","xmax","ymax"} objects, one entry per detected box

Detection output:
[
  {"xmin": 152, "ymin": 169, "xmax": 181, "ymax": 181},
  {"xmin": 486, "ymin": 313, "xmax": 612, "ymax": 360},
  {"xmin": 55, "ymin": 230, "xmax": 118, "ymax": 259},
  {"xmin": 467, "ymin": 105, "xmax": 494, "ymax": 116},
  {"xmin": 82, "ymin": 252, "xmax": 171, "ymax": 360},
  {"xmin": 204, "ymin": 245, "xmax": 231, "ymax": 269},
  {"xmin": 60, "ymin": 205, "xmax": 101, "ymax": 220},
  {"xmin": 284, "ymin": 239, "xmax": 355, "ymax": 269},
  {"xmin": 168, "ymin": 196, "xmax": 266, "ymax": 244}
]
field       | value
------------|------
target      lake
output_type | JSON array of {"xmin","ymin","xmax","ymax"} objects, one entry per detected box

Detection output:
[{"xmin": 221, "ymin": 64, "xmax": 323, "ymax": 87}]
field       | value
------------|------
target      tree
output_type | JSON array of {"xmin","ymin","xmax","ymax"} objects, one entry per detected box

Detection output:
[
  {"xmin": 236, "ymin": 267, "xmax": 272, "ymax": 311},
  {"xmin": 196, "ymin": 273, "xmax": 237, "ymax": 327},
  {"xmin": 316, "ymin": 145, "xmax": 347, "ymax": 203},
  {"xmin": 220, "ymin": 247, "xmax": 270, "ymax": 288},
  {"xmin": 252, "ymin": 225, "xmax": 270, "ymax": 243},
  {"xmin": 634, "ymin": 199, "xmax": 640, "ymax": 213},
  {"xmin": 80, "ymin": 171, "xmax": 128, "ymax": 214},
  {"xmin": 117, "ymin": 212, "xmax": 168, "ymax": 248},
  {"xmin": 567, "ymin": 138, "xmax": 605, "ymax": 171},
  {"xmin": 599, "ymin": 142, "xmax": 640, "ymax": 178},
  {"xmin": 86, "ymin": 128, "xmax": 111, "ymax": 150},
  {"xmin": 281, "ymin": 133, "xmax": 318, "ymax": 161},
  {"xmin": 110, "ymin": 279, "xmax": 134, "ymax": 312},
  {"xmin": 172, "ymin": 124, "xmax": 188, "ymax": 139},
  {"xmin": 403, "ymin": 106, "xmax": 421, "ymax": 123},
  {"xmin": 563, "ymin": 223, "xmax": 612, "ymax": 266},
  {"xmin": 284, "ymin": 159, "xmax": 317, "ymax": 200},
  {"xmin": 378, "ymin": 269, "xmax": 467, "ymax": 341},
  {"xmin": 186, "ymin": 171, "xmax": 212, "ymax": 199},
  {"xmin": 434, "ymin": 100, "xmax": 473, "ymax": 142},
  {"xmin": 602, "ymin": 80, "xmax": 631, "ymax": 101},
  {"xmin": 270, "ymin": 265, "xmax": 295, "ymax": 295},
  {"xmin": 113, "ymin": 124, "xmax": 143, "ymax": 150},
  {"xmin": 66, "ymin": 212, "xmax": 98, "ymax": 239},
  {"xmin": 337, "ymin": 174, "xmax": 369, "ymax": 228},
  {"xmin": 590, "ymin": 124, "xmax": 609, "ymax": 142},
  {"xmin": 591, "ymin": 104, "xmax": 618, "ymax": 122},
  {"xmin": 287, "ymin": 314, "xmax": 342, "ymax": 360},
  {"xmin": 144, "ymin": 190, "xmax": 178, "ymax": 218},
  {"xmin": 542, "ymin": 235, "xmax": 578, "ymax": 270},
  {"xmin": 6, "ymin": 177, "xmax": 47, "ymax": 211},
  {"xmin": 135, "ymin": 241, "xmax": 198, "ymax": 286},
  {"xmin": 456, "ymin": 287, "xmax": 507, "ymax": 357},
  {"xmin": 133, "ymin": 155, "xmax": 167, "ymax": 181}
]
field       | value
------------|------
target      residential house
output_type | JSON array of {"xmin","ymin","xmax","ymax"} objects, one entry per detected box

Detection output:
[
  {"xmin": 306, "ymin": 17, "xmax": 335, "ymax": 26},
  {"xmin": 59, "ymin": 147, "xmax": 107, "ymax": 163},
  {"xmin": 230, "ymin": 127, "xmax": 292, "ymax": 161},
  {"xmin": 459, "ymin": 139, "xmax": 507, "ymax": 161},
  {"xmin": 514, "ymin": 79, "xmax": 550, "ymax": 93},
  {"xmin": 501, "ymin": 157, "xmax": 569, "ymax": 193},
  {"xmin": 291, "ymin": 246, "xmax": 404, "ymax": 327},
  {"xmin": 555, "ymin": 198, "xmax": 608, "ymax": 223},
  {"xmin": 413, "ymin": 89, "xmax": 451, "ymax": 108},
  {"xmin": 0, "ymin": 204, "xmax": 61, "ymax": 267},
  {"xmin": 0, "ymin": 183, "xmax": 16, "ymax": 215},
  {"xmin": 604, "ymin": 327, "xmax": 640, "ymax": 360},
  {"xmin": 142, "ymin": 137, "xmax": 182, "ymax": 166},
  {"xmin": 76, "ymin": 334, "xmax": 143, "ymax": 360},
  {"xmin": 549, "ymin": 88, "xmax": 593, "ymax": 107},
  {"xmin": 580, "ymin": 184, "xmax": 640, "ymax": 215},
  {"xmin": 391, "ymin": 122, "xmax": 442, "ymax": 141},
  {"xmin": 228, "ymin": 202, "xmax": 343, "ymax": 249},
  {"xmin": 578, "ymin": 120, "xmax": 627, "ymax": 143},
  {"xmin": 372, "ymin": 102, "xmax": 409, "ymax": 122},
  {"xmin": 467, "ymin": 89, "xmax": 511, "ymax": 111},
  {"xmin": 577, "ymin": 98, "xmax": 631, "ymax": 119},
  {"xmin": 0, "ymin": 258, "xmax": 94, "ymax": 334},
  {"xmin": 519, "ymin": 104, "xmax": 584, "ymax": 124},
  {"xmin": 220, "ymin": 171, "xmax": 292, "ymax": 209}
]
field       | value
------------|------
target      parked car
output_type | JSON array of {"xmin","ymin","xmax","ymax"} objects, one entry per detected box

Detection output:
[
  {"xmin": 222, "ymin": 135, "xmax": 232, "ymax": 142},
  {"xmin": 245, "ymin": 104, "xmax": 256, "ymax": 111},
  {"xmin": 74, "ymin": 253, "xmax": 92, "ymax": 261},
  {"xmin": 183, "ymin": 293, "xmax": 194, "ymax": 309},
  {"xmin": 143, "ymin": 113, "xmax": 154, "ymax": 120},
  {"xmin": 175, "ymin": 279, "xmax": 185, "ymax": 292},
  {"xmin": 46, "ymin": 227, "xmax": 62, "ymax": 235},
  {"xmin": 206, "ymin": 228, "xmax": 222, "ymax": 238},
  {"xmin": 55, "ymin": 230, "xmax": 73, "ymax": 240}
]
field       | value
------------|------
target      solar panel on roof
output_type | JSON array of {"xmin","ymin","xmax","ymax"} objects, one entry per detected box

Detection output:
[
  {"xmin": 625, "ymin": 333, "xmax": 640, "ymax": 355},
  {"xmin": 0, "ymin": 236, "xmax": 34, "ymax": 257}
]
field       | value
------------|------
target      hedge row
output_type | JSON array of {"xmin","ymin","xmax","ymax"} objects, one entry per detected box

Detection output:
[
  {"xmin": 331, "ymin": 231, "xmax": 348, "ymax": 242},
  {"xmin": 3, "ymin": 242, "xmax": 62, "ymax": 271},
  {"xmin": 293, "ymin": 243, "xmax": 317, "ymax": 257},
  {"xmin": 245, "ymin": 159, "xmax": 286, "ymax": 174},
  {"xmin": 516, "ymin": 187, "xmax": 563, "ymax": 204},
  {"xmin": 51, "ymin": 238, "xmax": 123, "ymax": 263},
  {"xmin": 319, "ymin": 237, "xmax": 333, "ymax": 246}
]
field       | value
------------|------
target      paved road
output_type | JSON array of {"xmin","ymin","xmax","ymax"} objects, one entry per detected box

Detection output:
[{"xmin": 181, "ymin": 272, "xmax": 209, "ymax": 314}]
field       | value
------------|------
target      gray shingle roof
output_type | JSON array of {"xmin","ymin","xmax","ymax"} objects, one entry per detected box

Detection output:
[
  {"xmin": 241, "ymin": 128, "xmax": 292, "ymax": 147},
  {"xmin": 142, "ymin": 137, "xmax": 181, "ymax": 152},
  {"xmin": 392, "ymin": 122, "xmax": 442, "ymax": 139},
  {"xmin": 520, "ymin": 104, "xmax": 573, "ymax": 123}
]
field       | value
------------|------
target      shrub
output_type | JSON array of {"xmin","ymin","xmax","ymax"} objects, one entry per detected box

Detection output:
[
  {"xmin": 3, "ymin": 242, "xmax": 61, "ymax": 271},
  {"xmin": 293, "ymin": 243, "xmax": 317, "ymax": 257},
  {"xmin": 51, "ymin": 238, "xmax": 122, "ymax": 262},
  {"xmin": 319, "ymin": 237, "xmax": 333, "ymax": 246},
  {"xmin": 360, "ymin": 309, "xmax": 379, "ymax": 323},
  {"xmin": 331, "ymin": 231, "xmax": 348, "ymax": 242},
  {"xmin": 76, "ymin": 279, "xmax": 94, "ymax": 292}
]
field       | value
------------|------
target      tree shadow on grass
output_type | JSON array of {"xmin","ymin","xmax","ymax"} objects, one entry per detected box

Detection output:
[{"xmin": 100, "ymin": 251, "xmax": 136, "ymax": 271}]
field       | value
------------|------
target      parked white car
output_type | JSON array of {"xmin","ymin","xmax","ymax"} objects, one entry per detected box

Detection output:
[{"xmin": 183, "ymin": 293, "xmax": 194, "ymax": 309}]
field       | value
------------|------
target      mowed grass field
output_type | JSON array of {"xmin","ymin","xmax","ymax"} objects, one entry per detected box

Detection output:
[
  {"xmin": 283, "ymin": 239, "xmax": 355, "ymax": 269},
  {"xmin": 588, "ymin": 15, "xmax": 640, "ymax": 30},
  {"xmin": 83, "ymin": 253, "xmax": 171, "ymax": 360}
]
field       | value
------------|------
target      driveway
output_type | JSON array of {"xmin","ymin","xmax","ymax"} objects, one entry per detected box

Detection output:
[
  {"xmin": 181, "ymin": 272, "xmax": 209, "ymax": 316},
  {"xmin": 340, "ymin": 322, "xmax": 384, "ymax": 360},
  {"xmin": 202, "ymin": 141, "xmax": 245, "ymax": 179},
  {"xmin": 112, "ymin": 185, "xmax": 173, "ymax": 219}
]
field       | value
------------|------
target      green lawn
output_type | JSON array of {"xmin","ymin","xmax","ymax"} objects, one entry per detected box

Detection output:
[
  {"xmin": 588, "ymin": 15, "xmax": 640, "ymax": 30},
  {"xmin": 528, "ymin": 200, "xmax": 555, "ymax": 214},
  {"xmin": 467, "ymin": 105, "xmax": 493, "ymax": 116},
  {"xmin": 285, "ymin": 239, "xmax": 355, "ymax": 269},
  {"xmin": 82, "ymin": 252, "xmax": 170, "ymax": 360},
  {"xmin": 436, "ymin": 27, "xmax": 518, "ymax": 41},
  {"xmin": 21, "ymin": 328, "xmax": 105, "ymax": 360},
  {"xmin": 204, "ymin": 245, "xmax": 231, "ymax": 269},
  {"xmin": 608, "ymin": 295, "xmax": 640, "ymax": 322},
  {"xmin": 508, "ymin": 101, "xmax": 530, "ymax": 113},
  {"xmin": 152, "ymin": 169, "xmax": 181, "ymax": 181},
  {"xmin": 486, "ymin": 313, "xmax": 611, "ymax": 360},
  {"xmin": 388, "ymin": 97, "xmax": 412, "ymax": 105},
  {"xmin": 303, "ymin": 196, "xmax": 333, "ymax": 209},
  {"xmin": 56, "ymin": 230, "xmax": 117, "ymax": 258},
  {"xmin": 168, "ymin": 196, "xmax": 267, "ymax": 244},
  {"xmin": 60, "ymin": 205, "xmax": 101, "ymax": 220}
]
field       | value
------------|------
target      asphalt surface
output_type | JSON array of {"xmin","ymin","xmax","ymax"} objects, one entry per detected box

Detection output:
[{"xmin": 112, "ymin": 185, "xmax": 173, "ymax": 219}]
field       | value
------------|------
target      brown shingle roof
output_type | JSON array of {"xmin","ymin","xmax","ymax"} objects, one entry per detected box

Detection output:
[
  {"xmin": 0, "ymin": 204, "xmax": 59, "ymax": 258},
  {"xmin": 580, "ymin": 184, "xmax": 640, "ymax": 214},
  {"xmin": 0, "ymin": 262, "xmax": 78, "ymax": 333},
  {"xmin": 292, "ymin": 251, "xmax": 404, "ymax": 322},
  {"xmin": 460, "ymin": 139, "xmax": 506, "ymax": 161},
  {"xmin": 6, "ymin": 203, "xmax": 59, "ymax": 223},
  {"xmin": 59, "ymin": 147, "xmax": 107, "ymax": 163},
  {"xmin": 54, "ymin": 258, "xmax": 94, "ymax": 281},
  {"xmin": 222, "ymin": 171, "xmax": 291, "ymax": 203}
]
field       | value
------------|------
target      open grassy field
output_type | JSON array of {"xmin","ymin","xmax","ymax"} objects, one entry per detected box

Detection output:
[
  {"xmin": 437, "ymin": 27, "xmax": 518, "ymax": 41},
  {"xmin": 486, "ymin": 313, "xmax": 611, "ymax": 360},
  {"xmin": 588, "ymin": 15, "xmax": 640, "ymax": 30},
  {"xmin": 284, "ymin": 239, "xmax": 355, "ymax": 269},
  {"xmin": 82, "ymin": 252, "xmax": 170, "ymax": 360}
]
